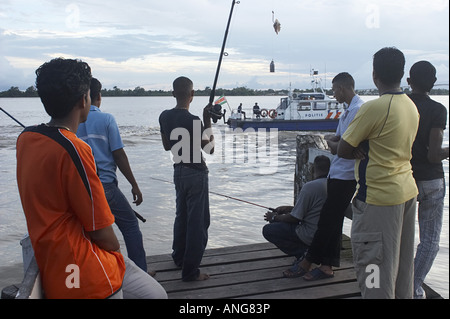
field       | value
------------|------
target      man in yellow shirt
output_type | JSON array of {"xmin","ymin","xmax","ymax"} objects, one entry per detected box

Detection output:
[{"xmin": 338, "ymin": 47, "xmax": 419, "ymax": 298}]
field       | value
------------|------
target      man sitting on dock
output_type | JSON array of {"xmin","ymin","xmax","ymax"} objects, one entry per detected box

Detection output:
[
  {"xmin": 16, "ymin": 58, "xmax": 167, "ymax": 299},
  {"xmin": 262, "ymin": 155, "xmax": 330, "ymax": 277}
]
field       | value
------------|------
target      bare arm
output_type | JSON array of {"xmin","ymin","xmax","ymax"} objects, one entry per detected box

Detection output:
[
  {"xmin": 337, "ymin": 138, "xmax": 366, "ymax": 160},
  {"xmin": 427, "ymin": 128, "xmax": 450, "ymax": 163},
  {"xmin": 264, "ymin": 206, "xmax": 299, "ymax": 224},
  {"xmin": 160, "ymin": 132, "xmax": 171, "ymax": 151},
  {"xmin": 112, "ymin": 148, "xmax": 143, "ymax": 205},
  {"xmin": 337, "ymin": 138, "xmax": 356, "ymax": 159},
  {"xmin": 324, "ymin": 134, "xmax": 340, "ymax": 155},
  {"xmin": 86, "ymin": 225, "xmax": 120, "ymax": 252}
]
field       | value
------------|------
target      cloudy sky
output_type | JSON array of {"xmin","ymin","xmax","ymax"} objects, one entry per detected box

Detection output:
[{"xmin": 0, "ymin": 0, "xmax": 448, "ymax": 91}]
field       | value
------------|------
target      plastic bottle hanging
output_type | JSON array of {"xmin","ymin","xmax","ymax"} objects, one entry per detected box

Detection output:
[{"xmin": 270, "ymin": 60, "xmax": 275, "ymax": 73}]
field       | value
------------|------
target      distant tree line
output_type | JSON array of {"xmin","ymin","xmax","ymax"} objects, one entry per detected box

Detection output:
[
  {"xmin": 0, "ymin": 86, "xmax": 38, "ymax": 97},
  {"xmin": 1, "ymin": 85, "xmax": 449, "ymax": 98}
]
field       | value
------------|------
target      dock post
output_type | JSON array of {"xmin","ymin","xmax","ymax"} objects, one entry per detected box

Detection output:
[{"xmin": 294, "ymin": 133, "xmax": 333, "ymax": 203}]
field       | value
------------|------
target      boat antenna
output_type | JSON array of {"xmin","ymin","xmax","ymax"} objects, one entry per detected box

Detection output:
[{"xmin": 209, "ymin": 0, "xmax": 239, "ymax": 104}]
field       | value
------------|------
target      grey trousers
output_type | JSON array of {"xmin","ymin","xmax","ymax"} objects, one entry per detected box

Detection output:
[
  {"xmin": 351, "ymin": 197, "xmax": 416, "ymax": 299},
  {"xmin": 109, "ymin": 256, "xmax": 168, "ymax": 299}
]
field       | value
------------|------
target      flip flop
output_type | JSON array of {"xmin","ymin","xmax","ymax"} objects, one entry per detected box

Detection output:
[{"xmin": 303, "ymin": 267, "xmax": 334, "ymax": 281}]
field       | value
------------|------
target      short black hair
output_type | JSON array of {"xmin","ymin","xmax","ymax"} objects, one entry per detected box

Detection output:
[
  {"xmin": 409, "ymin": 61, "xmax": 437, "ymax": 93},
  {"xmin": 35, "ymin": 58, "xmax": 92, "ymax": 119},
  {"xmin": 332, "ymin": 72, "xmax": 355, "ymax": 89},
  {"xmin": 173, "ymin": 76, "xmax": 193, "ymax": 99},
  {"xmin": 90, "ymin": 78, "xmax": 102, "ymax": 102},
  {"xmin": 373, "ymin": 47, "xmax": 405, "ymax": 86},
  {"xmin": 313, "ymin": 155, "xmax": 331, "ymax": 176}
]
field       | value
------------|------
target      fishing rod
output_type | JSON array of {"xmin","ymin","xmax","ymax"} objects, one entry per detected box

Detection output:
[
  {"xmin": 209, "ymin": 0, "xmax": 239, "ymax": 104},
  {"xmin": 133, "ymin": 210, "xmax": 146, "ymax": 223},
  {"xmin": 150, "ymin": 176, "xmax": 275, "ymax": 211},
  {"xmin": 207, "ymin": 0, "xmax": 240, "ymax": 123},
  {"xmin": 0, "ymin": 106, "xmax": 148, "ymax": 222},
  {"xmin": 0, "ymin": 107, "xmax": 26, "ymax": 128}
]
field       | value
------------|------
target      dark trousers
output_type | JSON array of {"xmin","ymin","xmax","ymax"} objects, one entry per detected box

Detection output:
[
  {"xmin": 103, "ymin": 181, "xmax": 147, "ymax": 272},
  {"xmin": 306, "ymin": 178, "xmax": 356, "ymax": 267},
  {"xmin": 173, "ymin": 166, "xmax": 210, "ymax": 281},
  {"xmin": 262, "ymin": 222, "xmax": 309, "ymax": 259}
]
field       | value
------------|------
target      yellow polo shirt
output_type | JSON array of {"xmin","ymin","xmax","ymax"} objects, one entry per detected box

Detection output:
[{"xmin": 342, "ymin": 93, "xmax": 419, "ymax": 206}]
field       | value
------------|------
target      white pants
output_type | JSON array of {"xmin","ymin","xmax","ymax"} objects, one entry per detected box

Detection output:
[{"xmin": 109, "ymin": 256, "xmax": 168, "ymax": 299}]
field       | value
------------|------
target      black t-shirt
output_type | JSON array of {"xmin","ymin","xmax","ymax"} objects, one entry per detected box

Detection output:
[
  {"xmin": 159, "ymin": 108, "xmax": 207, "ymax": 171},
  {"xmin": 409, "ymin": 93, "xmax": 447, "ymax": 181}
]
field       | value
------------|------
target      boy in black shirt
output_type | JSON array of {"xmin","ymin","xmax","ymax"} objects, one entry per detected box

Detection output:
[
  {"xmin": 159, "ymin": 76, "xmax": 214, "ymax": 281},
  {"xmin": 408, "ymin": 61, "xmax": 449, "ymax": 298}
]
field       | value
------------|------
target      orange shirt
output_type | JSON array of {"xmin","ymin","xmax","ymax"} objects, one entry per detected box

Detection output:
[{"xmin": 16, "ymin": 125, "xmax": 125, "ymax": 299}]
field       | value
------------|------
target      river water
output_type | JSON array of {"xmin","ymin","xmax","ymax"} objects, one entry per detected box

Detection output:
[{"xmin": 0, "ymin": 95, "xmax": 448, "ymax": 298}]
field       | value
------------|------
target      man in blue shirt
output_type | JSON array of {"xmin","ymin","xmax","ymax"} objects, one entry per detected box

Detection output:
[
  {"xmin": 77, "ymin": 78, "xmax": 148, "ymax": 273},
  {"xmin": 297, "ymin": 72, "xmax": 364, "ymax": 280}
]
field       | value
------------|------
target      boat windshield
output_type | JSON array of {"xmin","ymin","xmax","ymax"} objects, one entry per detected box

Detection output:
[
  {"xmin": 279, "ymin": 97, "xmax": 289, "ymax": 110},
  {"xmin": 295, "ymin": 93, "xmax": 325, "ymax": 100}
]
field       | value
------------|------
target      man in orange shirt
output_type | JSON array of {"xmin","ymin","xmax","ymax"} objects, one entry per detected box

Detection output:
[{"xmin": 16, "ymin": 58, "xmax": 166, "ymax": 299}]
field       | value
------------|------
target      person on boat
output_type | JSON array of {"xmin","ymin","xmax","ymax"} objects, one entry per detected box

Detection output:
[
  {"xmin": 76, "ymin": 78, "xmax": 149, "ymax": 274},
  {"xmin": 262, "ymin": 155, "xmax": 330, "ymax": 277},
  {"xmin": 16, "ymin": 58, "xmax": 167, "ymax": 299},
  {"xmin": 237, "ymin": 103, "xmax": 246, "ymax": 119},
  {"xmin": 407, "ymin": 61, "xmax": 449, "ymax": 299},
  {"xmin": 296, "ymin": 72, "xmax": 364, "ymax": 281},
  {"xmin": 253, "ymin": 102, "xmax": 261, "ymax": 119},
  {"xmin": 338, "ymin": 47, "xmax": 419, "ymax": 299},
  {"xmin": 159, "ymin": 76, "xmax": 214, "ymax": 282}
]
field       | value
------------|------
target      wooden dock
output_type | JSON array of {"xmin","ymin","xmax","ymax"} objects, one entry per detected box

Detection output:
[
  {"xmin": 147, "ymin": 235, "xmax": 362, "ymax": 299},
  {"xmin": 4, "ymin": 234, "xmax": 443, "ymax": 299}
]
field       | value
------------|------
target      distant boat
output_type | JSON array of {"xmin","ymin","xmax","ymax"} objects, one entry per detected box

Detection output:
[{"xmin": 227, "ymin": 71, "xmax": 346, "ymax": 131}]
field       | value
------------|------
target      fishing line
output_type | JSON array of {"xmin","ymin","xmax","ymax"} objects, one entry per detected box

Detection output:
[{"xmin": 150, "ymin": 176, "xmax": 275, "ymax": 211}]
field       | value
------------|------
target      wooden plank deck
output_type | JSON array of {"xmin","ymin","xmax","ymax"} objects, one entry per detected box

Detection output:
[{"xmin": 147, "ymin": 235, "xmax": 362, "ymax": 299}]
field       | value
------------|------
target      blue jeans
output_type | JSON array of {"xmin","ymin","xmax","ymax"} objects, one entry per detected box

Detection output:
[
  {"xmin": 262, "ymin": 222, "xmax": 309, "ymax": 259},
  {"xmin": 173, "ymin": 166, "xmax": 210, "ymax": 281},
  {"xmin": 414, "ymin": 178, "xmax": 445, "ymax": 298},
  {"xmin": 103, "ymin": 182, "xmax": 147, "ymax": 272}
]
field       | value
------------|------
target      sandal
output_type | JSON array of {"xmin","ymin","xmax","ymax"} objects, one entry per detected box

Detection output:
[
  {"xmin": 303, "ymin": 267, "xmax": 334, "ymax": 281},
  {"xmin": 283, "ymin": 259, "xmax": 308, "ymax": 278}
]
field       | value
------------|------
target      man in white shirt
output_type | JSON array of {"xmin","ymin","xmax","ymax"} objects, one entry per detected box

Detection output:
[{"xmin": 298, "ymin": 72, "xmax": 364, "ymax": 280}]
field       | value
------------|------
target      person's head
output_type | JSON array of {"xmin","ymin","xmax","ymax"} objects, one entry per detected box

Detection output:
[
  {"xmin": 172, "ymin": 76, "xmax": 194, "ymax": 102},
  {"xmin": 312, "ymin": 155, "xmax": 331, "ymax": 179},
  {"xmin": 35, "ymin": 58, "xmax": 92, "ymax": 119},
  {"xmin": 332, "ymin": 72, "xmax": 355, "ymax": 104},
  {"xmin": 372, "ymin": 47, "xmax": 405, "ymax": 87},
  {"xmin": 90, "ymin": 78, "xmax": 102, "ymax": 106},
  {"xmin": 407, "ymin": 61, "xmax": 437, "ymax": 93}
]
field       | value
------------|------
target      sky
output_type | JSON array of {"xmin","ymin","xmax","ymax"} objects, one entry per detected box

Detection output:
[{"xmin": 0, "ymin": 0, "xmax": 449, "ymax": 91}]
